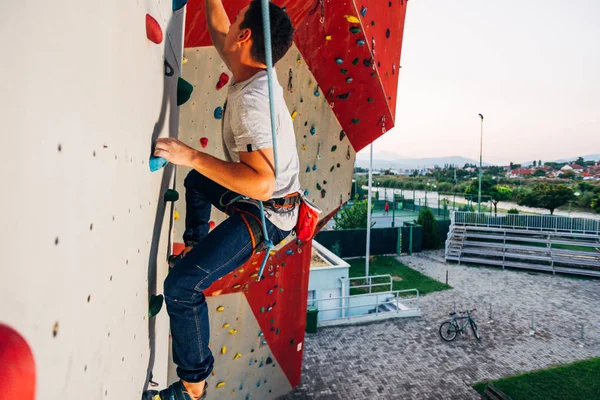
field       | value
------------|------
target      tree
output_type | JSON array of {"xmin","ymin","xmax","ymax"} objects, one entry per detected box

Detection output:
[
  {"xmin": 575, "ymin": 156, "xmax": 585, "ymax": 166},
  {"xmin": 516, "ymin": 183, "xmax": 574, "ymax": 215},
  {"xmin": 333, "ymin": 196, "xmax": 375, "ymax": 230},
  {"xmin": 534, "ymin": 169, "xmax": 547, "ymax": 177},
  {"xmin": 562, "ymin": 170, "xmax": 576, "ymax": 180},
  {"xmin": 591, "ymin": 194, "xmax": 600, "ymax": 213},
  {"xmin": 533, "ymin": 160, "xmax": 537, "ymax": 167},
  {"xmin": 464, "ymin": 178, "xmax": 513, "ymax": 215},
  {"xmin": 539, "ymin": 160, "xmax": 542, "ymax": 167},
  {"xmin": 416, "ymin": 207, "xmax": 440, "ymax": 250}
]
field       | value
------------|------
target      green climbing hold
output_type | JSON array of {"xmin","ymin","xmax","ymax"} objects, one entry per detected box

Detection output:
[
  {"xmin": 270, "ymin": 319, "xmax": 275, "ymax": 324},
  {"xmin": 260, "ymin": 307, "xmax": 265, "ymax": 313},
  {"xmin": 349, "ymin": 26, "xmax": 361, "ymax": 34},
  {"xmin": 367, "ymin": 98, "xmax": 374, "ymax": 103},
  {"xmin": 386, "ymin": 28, "xmax": 391, "ymax": 38},
  {"xmin": 363, "ymin": 59, "xmax": 373, "ymax": 67},
  {"xmin": 352, "ymin": 57, "xmax": 359, "ymax": 66},
  {"xmin": 149, "ymin": 294, "xmax": 164, "ymax": 318},
  {"xmin": 340, "ymin": 68, "xmax": 348, "ymax": 74},
  {"xmin": 177, "ymin": 77, "xmax": 194, "ymax": 106},
  {"xmin": 371, "ymin": 72, "xmax": 376, "ymax": 77},
  {"xmin": 316, "ymin": 183, "xmax": 322, "ymax": 190},
  {"xmin": 352, "ymin": 118, "xmax": 360, "ymax": 124},
  {"xmin": 336, "ymin": 93, "xmax": 350, "ymax": 100},
  {"xmin": 330, "ymin": 166, "xmax": 335, "ymax": 172},
  {"xmin": 331, "ymin": 145, "xmax": 337, "ymax": 152},
  {"xmin": 164, "ymin": 189, "xmax": 179, "ymax": 202}
]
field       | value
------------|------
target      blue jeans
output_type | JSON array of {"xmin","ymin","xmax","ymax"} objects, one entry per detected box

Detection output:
[{"xmin": 164, "ymin": 170, "xmax": 289, "ymax": 383}]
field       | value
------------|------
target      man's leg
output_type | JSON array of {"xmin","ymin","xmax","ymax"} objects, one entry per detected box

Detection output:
[
  {"xmin": 182, "ymin": 169, "xmax": 236, "ymax": 248},
  {"xmin": 164, "ymin": 203, "xmax": 287, "ymax": 389}
]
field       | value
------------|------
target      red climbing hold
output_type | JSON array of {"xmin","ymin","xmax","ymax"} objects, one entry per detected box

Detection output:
[
  {"xmin": 209, "ymin": 221, "xmax": 216, "ymax": 230},
  {"xmin": 216, "ymin": 72, "xmax": 230, "ymax": 90},
  {"xmin": 145, "ymin": 14, "xmax": 163, "ymax": 44},
  {"xmin": 0, "ymin": 324, "xmax": 36, "ymax": 399},
  {"xmin": 200, "ymin": 137, "xmax": 209, "ymax": 148}
]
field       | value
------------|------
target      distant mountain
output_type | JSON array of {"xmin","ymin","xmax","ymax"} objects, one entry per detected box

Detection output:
[
  {"xmin": 355, "ymin": 153, "xmax": 483, "ymax": 170},
  {"xmin": 552, "ymin": 154, "xmax": 600, "ymax": 163}
]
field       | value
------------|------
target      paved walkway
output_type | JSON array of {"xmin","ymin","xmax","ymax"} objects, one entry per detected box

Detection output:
[{"xmin": 281, "ymin": 250, "xmax": 600, "ymax": 399}]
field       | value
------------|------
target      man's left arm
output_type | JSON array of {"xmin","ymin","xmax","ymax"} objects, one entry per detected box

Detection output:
[{"xmin": 154, "ymin": 138, "xmax": 275, "ymax": 201}]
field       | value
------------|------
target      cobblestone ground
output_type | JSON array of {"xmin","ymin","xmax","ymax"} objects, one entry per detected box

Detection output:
[{"xmin": 281, "ymin": 250, "xmax": 600, "ymax": 400}]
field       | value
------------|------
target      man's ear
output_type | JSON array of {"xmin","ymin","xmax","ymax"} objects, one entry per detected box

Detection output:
[{"xmin": 238, "ymin": 28, "xmax": 252, "ymax": 45}]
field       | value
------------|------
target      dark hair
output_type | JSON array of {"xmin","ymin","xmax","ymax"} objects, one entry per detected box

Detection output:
[{"xmin": 239, "ymin": 1, "xmax": 294, "ymax": 65}]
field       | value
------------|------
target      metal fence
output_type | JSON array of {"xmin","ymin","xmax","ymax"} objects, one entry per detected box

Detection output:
[
  {"xmin": 311, "ymin": 289, "xmax": 420, "ymax": 327},
  {"xmin": 453, "ymin": 211, "xmax": 600, "ymax": 235}
]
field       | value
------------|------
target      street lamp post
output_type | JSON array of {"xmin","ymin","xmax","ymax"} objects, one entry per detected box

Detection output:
[{"xmin": 478, "ymin": 113, "xmax": 484, "ymax": 213}]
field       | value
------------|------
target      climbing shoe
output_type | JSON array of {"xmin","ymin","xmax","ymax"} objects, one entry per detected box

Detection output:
[{"xmin": 143, "ymin": 380, "xmax": 207, "ymax": 400}]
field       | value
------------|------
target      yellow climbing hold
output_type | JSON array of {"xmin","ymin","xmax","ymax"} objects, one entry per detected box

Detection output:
[
  {"xmin": 269, "ymin": 250, "xmax": 276, "ymax": 255},
  {"xmin": 252, "ymin": 261, "xmax": 258, "ymax": 265},
  {"xmin": 302, "ymin": 145, "xmax": 306, "ymax": 151},
  {"xmin": 250, "ymin": 273, "xmax": 258, "ymax": 278},
  {"xmin": 325, "ymin": 34, "xmax": 332, "ymax": 41},
  {"xmin": 238, "ymin": 268, "xmax": 244, "ymax": 273},
  {"xmin": 291, "ymin": 111, "xmax": 298, "ymax": 121},
  {"xmin": 221, "ymin": 345, "xmax": 227, "ymax": 354},
  {"xmin": 281, "ymin": 238, "xmax": 287, "ymax": 244},
  {"xmin": 216, "ymin": 382, "xmax": 226, "ymax": 389},
  {"xmin": 153, "ymin": 395, "xmax": 161, "ymax": 400},
  {"xmin": 344, "ymin": 15, "xmax": 360, "ymax": 23},
  {"xmin": 216, "ymin": 306, "xmax": 224, "ymax": 312},
  {"xmin": 222, "ymin": 322, "xmax": 230, "ymax": 328},
  {"xmin": 232, "ymin": 284, "xmax": 241, "ymax": 289},
  {"xmin": 182, "ymin": 56, "xmax": 188, "ymax": 65},
  {"xmin": 229, "ymin": 329, "xmax": 238, "ymax": 335},
  {"xmin": 174, "ymin": 210, "xmax": 180, "ymax": 220},
  {"xmin": 233, "ymin": 353, "xmax": 242, "ymax": 360}
]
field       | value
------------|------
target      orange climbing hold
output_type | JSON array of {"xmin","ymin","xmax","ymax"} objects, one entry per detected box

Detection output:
[
  {"xmin": 0, "ymin": 324, "xmax": 36, "ymax": 400},
  {"xmin": 145, "ymin": 14, "xmax": 163, "ymax": 44}
]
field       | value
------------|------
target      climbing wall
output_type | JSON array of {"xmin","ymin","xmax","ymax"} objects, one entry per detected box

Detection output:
[
  {"xmin": 184, "ymin": 0, "xmax": 408, "ymax": 152},
  {"xmin": 0, "ymin": 0, "xmax": 186, "ymax": 398}
]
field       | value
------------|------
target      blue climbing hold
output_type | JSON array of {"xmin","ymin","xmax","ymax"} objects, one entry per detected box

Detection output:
[
  {"xmin": 149, "ymin": 156, "xmax": 168, "ymax": 172},
  {"xmin": 313, "ymin": 89, "xmax": 320, "ymax": 97},
  {"xmin": 356, "ymin": 39, "xmax": 365, "ymax": 46},
  {"xmin": 306, "ymin": 166, "xmax": 310, "ymax": 173},
  {"xmin": 360, "ymin": 6, "xmax": 367, "ymax": 17},
  {"xmin": 286, "ymin": 249, "xmax": 294, "ymax": 255},
  {"xmin": 172, "ymin": 0, "xmax": 188, "ymax": 11},
  {"xmin": 214, "ymin": 106, "xmax": 223, "ymax": 119},
  {"xmin": 310, "ymin": 126, "xmax": 316, "ymax": 135},
  {"xmin": 304, "ymin": 190, "xmax": 309, "ymax": 196},
  {"xmin": 312, "ymin": 165, "xmax": 317, "ymax": 171},
  {"xmin": 335, "ymin": 58, "xmax": 344, "ymax": 64}
]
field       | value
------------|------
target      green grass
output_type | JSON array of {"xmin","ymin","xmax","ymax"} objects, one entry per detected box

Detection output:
[
  {"xmin": 347, "ymin": 256, "xmax": 451, "ymax": 296},
  {"xmin": 472, "ymin": 357, "xmax": 600, "ymax": 400}
]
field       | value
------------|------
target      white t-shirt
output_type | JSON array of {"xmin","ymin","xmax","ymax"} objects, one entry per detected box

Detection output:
[{"xmin": 222, "ymin": 69, "xmax": 301, "ymax": 231}]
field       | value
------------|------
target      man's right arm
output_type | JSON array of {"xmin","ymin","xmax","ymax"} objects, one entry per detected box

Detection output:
[{"xmin": 206, "ymin": 0, "xmax": 231, "ymax": 70}]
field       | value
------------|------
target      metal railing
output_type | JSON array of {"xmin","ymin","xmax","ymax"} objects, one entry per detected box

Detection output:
[
  {"xmin": 341, "ymin": 274, "xmax": 393, "ymax": 293},
  {"xmin": 310, "ymin": 289, "xmax": 420, "ymax": 326},
  {"xmin": 453, "ymin": 211, "xmax": 600, "ymax": 235}
]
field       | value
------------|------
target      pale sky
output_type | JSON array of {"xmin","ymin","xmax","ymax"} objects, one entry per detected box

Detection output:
[{"xmin": 361, "ymin": 0, "xmax": 600, "ymax": 165}]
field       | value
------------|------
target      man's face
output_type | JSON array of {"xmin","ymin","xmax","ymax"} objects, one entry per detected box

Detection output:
[{"xmin": 223, "ymin": 5, "xmax": 251, "ymax": 58}]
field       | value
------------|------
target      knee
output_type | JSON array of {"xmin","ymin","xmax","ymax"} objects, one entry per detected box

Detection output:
[
  {"xmin": 184, "ymin": 169, "xmax": 203, "ymax": 189},
  {"xmin": 164, "ymin": 268, "xmax": 195, "ymax": 302}
]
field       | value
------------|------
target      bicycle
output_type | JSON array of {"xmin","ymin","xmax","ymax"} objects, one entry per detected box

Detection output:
[{"xmin": 439, "ymin": 308, "xmax": 480, "ymax": 341}]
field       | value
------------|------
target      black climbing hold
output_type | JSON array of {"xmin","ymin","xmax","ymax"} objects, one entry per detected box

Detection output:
[
  {"xmin": 378, "ymin": 61, "xmax": 381, "ymax": 67},
  {"xmin": 300, "ymin": 98, "xmax": 303, "ymax": 103},
  {"xmin": 149, "ymin": 294, "xmax": 164, "ymax": 318},
  {"xmin": 340, "ymin": 68, "xmax": 348, "ymax": 74},
  {"xmin": 363, "ymin": 59, "xmax": 373, "ymax": 67},
  {"xmin": 371, "ymin": 20, "xmax": 375, "ymax": 26},
  {"xmin": 290, "ymin": 339, "xmax": 295, "ymax": 344},
  {"xmin": 337, "ymin": 163, "xmax": 340, "ymax": 168},
  {"xmin": 386, "ymin": 28, "xmax": 391, "ymax": 38},
  {"xmin": 388, "ymin": 1, "xmax": 392, "ymax": 6},
  {"xmin": 304, "ymin": 121, "xmax": 308, "ymax": 126},
  {"xmin": 340, "ymin": 130, "xmax": 346, "ymax": 140},
  {"xmin": 352, "ymin": 57, "xmax": 359, "ymax": 66},
  {"xmin": 164, "ymin": 60, "xmax": 174, "ymax": 77},
  {"xmin": 164, "ymin": 189, "xmax": 179, "ymax": 202},
  {"xmin": 321, "ymin": 189, "xmax": 326, "ymax": 198},
  {"xmin": 266, "ymin": 357, "xmax": 273, "ymax": 365},
  {"xmin": 346, "ymin": 77, "xmax": 353, "ymax": 83},
  {"xmin": 177, "ymin": 77, "xmax": 194, "ymax": 106},
  {"xmin": 331, "ymin": 145, "xmax": 337, "ymax": 152},
  {"xmin": 323, "ymin": 180, "xmax": 327, "ymax": 185},
  {"xmin": 349, "ymin": 27, "xmax": 361, "ymax": 34},
  {"xmin": 336, "ymin": 93, "xmax": 350, "ymax": 100}
]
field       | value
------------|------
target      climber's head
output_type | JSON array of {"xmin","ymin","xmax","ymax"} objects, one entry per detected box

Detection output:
[{"xmin": 224, "ymin": 1, "xmax": 294, "ymax": 69}]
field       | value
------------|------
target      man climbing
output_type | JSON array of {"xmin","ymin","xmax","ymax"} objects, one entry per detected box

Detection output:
[{"xmin": 145, "ymin": 1, "xmax": 299, "ymax": 399}]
